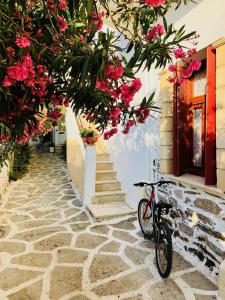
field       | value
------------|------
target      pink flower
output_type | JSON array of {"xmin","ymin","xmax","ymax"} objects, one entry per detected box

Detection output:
[
  {"xmin": 120, "ymin": 84, "xmax": 133, "ymax": 105},
  {"xmin": 190, "ymin": 60, "xmax": 201, "ymax": 71},
  {"xmin": 2, "ymin": 76, "xmax": 15, "ymax": 87},
  {"xmin": 105, "ymin": 63, "xmax": 124, "ymax": 80},
  {"xmin": 145, "ymin": 24, "xmax": 164, "ymax": 40},
  {"xmin": 173, "ymin": 48, "xmax": 186, "ymax": 59},
  {"xmin": 131, "ymin": 79, "xmax": 142, "ymax": 92},
  {"xmin": 168, "ymin": 64, "xmax": 177, "ymax": 73},
  {"xmin": 109, "ymin": 89, "xmax": 121, "ymax": 100},
  {"xmin": 91, "ymin": 12, "xmax": 104, "ymax": 30},
  {"xmin": 16, "ymin": 36, "xmax": 30, "ymax": 48},
  {"xmin": 145, "ymin": 0, "xmax": 167, "ymax": 7},
  {"xmin": 110, "ymin": 107, "xmax": 121, "ymax": 121},
  {"xmin": 177, "ymin": 77, "xmax": 185, "ymax": 86},
  {"xmin": 7, "ymin": 64, "xmax": 28, "ymax": 81},
  {"xmin": 58, "ymin": 0, "xmax": 68, "ymax": 10},
  {"xmin": 96, "ymin": 79, "xmax": 109, "ymax": 91},
  {"xmin": 57, "ymin": 16, "xmax": 68, "ymax": 31}
]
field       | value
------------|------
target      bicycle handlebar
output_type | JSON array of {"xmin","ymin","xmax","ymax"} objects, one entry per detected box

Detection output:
[{"xmin": 133, "ymin": 180, "xmax": 173, "ymax": 188}]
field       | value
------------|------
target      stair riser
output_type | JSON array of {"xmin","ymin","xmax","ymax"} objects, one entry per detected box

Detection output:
[
  {"xmin": 96, "ymin": 163, "xmax": 113, "ymax": 171},
  {"xmin": 97, "ymin": 154, "xmax": 110, "ymax": 162},
  {"xmin": 96, "ymin": 182, "xmax": 121, "ymax": 192},
  {"xmin": 92, "ymin": 194, "xmax": 125, "ymax": 204},
  {"xmin": 96, "ymin": 172, "xmax": 116, "ymax": 181}
]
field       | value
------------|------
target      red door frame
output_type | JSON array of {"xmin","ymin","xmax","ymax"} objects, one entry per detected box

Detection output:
[
  {"xmin": 173, "ymin": 46, "xmax": 217, "ymax": 185},
  {"xmin": 205, "ymin": 45, "xmax": 216, "ymax": 185}
]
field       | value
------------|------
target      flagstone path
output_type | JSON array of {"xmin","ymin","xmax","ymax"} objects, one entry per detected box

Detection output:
[{"xmin": 0, "ymin": 148, "xmax": 219, "ymax": 300}]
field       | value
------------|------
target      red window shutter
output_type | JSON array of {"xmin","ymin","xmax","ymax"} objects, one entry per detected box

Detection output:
[{"xmin": 205, "ymin": 46, "xmax": 216, "ymax": 185}]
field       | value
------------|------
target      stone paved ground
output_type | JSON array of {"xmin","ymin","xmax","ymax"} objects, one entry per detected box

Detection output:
[{"xmin": 0, "ymin": 148, "xmax": 219, "ymax": 300}]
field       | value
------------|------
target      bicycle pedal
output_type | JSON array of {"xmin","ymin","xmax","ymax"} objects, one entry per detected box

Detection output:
[{"xmin": 144, "ymin": 233, "xmax": 153, "ymax": 240}]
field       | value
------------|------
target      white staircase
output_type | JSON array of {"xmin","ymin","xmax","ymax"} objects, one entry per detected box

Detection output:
[{"xmin": 87, "ymin": 153, "xmax": 135, "ymax": 221}]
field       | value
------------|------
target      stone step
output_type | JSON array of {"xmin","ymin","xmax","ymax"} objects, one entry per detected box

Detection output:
[
  {"xmin": 96, "ymin": 153, "xmax": 110, "ymax": 162},
  {"xmin": 92, "ymin": 190, "xmax": 125, "ymax": 204},
  {"xmin": 87, "ymin": 202, "xmax": 136, "ymax": 222},
  {"xmin": 96, "ymin": 161, "xmax": 113, "ymax": 171},
  {"xmin": 96, "ymin": 180, "xmax": 121, "ymax": 192},
  {"xmin": 96, "ymin": 170, "xmax": 116, "ymax": 181}
]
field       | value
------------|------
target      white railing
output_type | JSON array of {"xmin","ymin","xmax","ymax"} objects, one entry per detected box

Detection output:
[{"xmin": 65, "ymin": 108, "xmax": 96, "ymax": 205}]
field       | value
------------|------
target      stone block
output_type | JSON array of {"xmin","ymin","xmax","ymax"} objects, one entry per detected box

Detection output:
[
  {"xmin": 217, "ymin": 44, "xmax": 225, "ymax": 67},
  {"xmin": 160, "ymin": 117, "xmax": 173, "ymax": 132},
  {"xmin": 217, "ymin": 168, "xmax": 225, "ymax": 191},
  {"xmin": 216, "ymin": 86, "xmax": 225, "ymax": 109},
  {"xmin": 161, "ymin": 102, "xmax": 173, "ymax": 117},
  {"xmin": 160, "ymin": 131, "xmax": 173, "ymax": 146},
  {"xmin": 216, "ymin": 65, "xmax": 225, "ymax": 89},
  {"xmin": 216, "ymin": 107, "xmax": 225, "ymax": 129},
  {"xmin": 174, "ymin": 190, "xmax": 183, "ymax": 200},
  {"xmin": 194, "ymin": 198, "xmax": 221, "ymax": 215},
  {"xmin": 160, "ymin": 159, "xmax": 173, "ymax": 174},
  {"xmin": 217, "ymin": 149, "xmax": 225, "ymax": 169},
  {"xmin": 216, "ymin": 129, "xmax": 225, "ymax": 149},
  {"xmin": 219, "ymin": 260, "xmax": 225, "ymax": 300},
  {"xmin": 160, "ymin": 145, "xmax": 173, "ymax": 160},
  {"xmin": 179, "ymin": 223, "xmax": 193, "ymax": 237}
]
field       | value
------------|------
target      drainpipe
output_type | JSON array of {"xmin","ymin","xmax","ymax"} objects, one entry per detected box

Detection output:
[{"xmin": 83, "ymin": 145, "xmax": 96, "ymax": 205}]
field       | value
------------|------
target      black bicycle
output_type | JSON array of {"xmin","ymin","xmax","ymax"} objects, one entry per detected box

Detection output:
[{"xmin": 134, "ymin": 180, "xmax": 173, "ymax": 278}]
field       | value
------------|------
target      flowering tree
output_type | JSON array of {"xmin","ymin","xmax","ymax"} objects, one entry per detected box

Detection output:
[{"xmin": 0, "ymin": 0, "xmax": 198, "ymax": 164}]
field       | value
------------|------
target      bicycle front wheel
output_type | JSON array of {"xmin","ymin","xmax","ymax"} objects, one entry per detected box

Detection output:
[
  {"xmin": 155, "ymin": 222, "xmax": 173, "ymax": 278},
  {"xmin": 138, "ymin": 199, "xmax": 153, "ymax": 236}
]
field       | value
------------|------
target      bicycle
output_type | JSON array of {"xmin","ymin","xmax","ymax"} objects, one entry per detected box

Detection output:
[{"xmin": 134, "ymin": 180, "xmax": 173, "ymax": 278}]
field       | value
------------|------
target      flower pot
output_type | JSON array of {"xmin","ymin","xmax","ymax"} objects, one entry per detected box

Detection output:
[
  {"xmin": 49, "ymin": 146, "xmax": 55, "ymax": 153},
  {"xmin": 82, "ymin": 136, "xmax": 98, "ymax": 145}
]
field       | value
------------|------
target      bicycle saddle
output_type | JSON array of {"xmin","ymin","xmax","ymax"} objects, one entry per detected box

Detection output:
[{"xmin": 155, "ymin": 203, "xmax": 172, "ymax": 209}]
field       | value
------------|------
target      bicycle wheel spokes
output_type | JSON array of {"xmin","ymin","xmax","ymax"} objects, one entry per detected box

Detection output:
[
  {"xmin": 155, "ymin": 222, "xmax": 173, "ymax": 278},
  {"xmin": 157, "ymin": 238, "xmax": 168, "ymax": 273}
]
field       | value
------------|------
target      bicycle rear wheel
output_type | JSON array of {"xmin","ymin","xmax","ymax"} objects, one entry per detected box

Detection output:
[
  {"xmin": 138, "ymin": 199, "xmax": 153, "ymax": 236},
  {"xmin": 155, "ymin": 221, "xmax": 173, "ymax": 278}
]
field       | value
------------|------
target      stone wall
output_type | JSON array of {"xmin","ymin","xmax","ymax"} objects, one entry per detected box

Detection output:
[
  {"xmin": 159, "ymin": 70, "xmax": 174, "ymax": 174},
  {"xmin": 0, "ymin": 163, "xmax": 10, "ymax": 200},
  {"xmin": 215, "ymin": 39, "xmax": 225, "ymax": 191},
  {"xmin": 157, "ymin": 177, "xmax": 225, "ymax": 280}
]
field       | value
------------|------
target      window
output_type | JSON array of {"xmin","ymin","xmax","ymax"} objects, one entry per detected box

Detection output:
[{"xmin": 173, "ymin": 46, "xmax": 216, "ymax": 185}]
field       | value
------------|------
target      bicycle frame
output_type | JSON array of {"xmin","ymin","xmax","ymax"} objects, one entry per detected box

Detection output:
[{"xmin": 143, "ymin": 187, "xmax": 163, "ymax": 239}]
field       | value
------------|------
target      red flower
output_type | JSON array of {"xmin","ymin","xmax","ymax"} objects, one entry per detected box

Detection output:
[
  {"xmin": 57, "ymin": 16, "xmax": 68, "ymax": 31},
  {"xmin": 173, "ymin": 48, "xmax": 186, "ymax": 59},
  {"xmin": 16, "ymin": 36, "xmax": 30, "ymax": 48},
  {"xmin": 131, "ymin": 79, "xmax": 142, "ymax": 92},
  {"xmin": 145, "ymin": 0, "xmax": 167, "ymax": 7},
  {"xmin": 58, "ymin": 0, "xmax": 68, "ymax": 10},
  {"xmin": 145, "ymin": 24, "xmax": 164, "ymax": 40},
  {"xmin": 91, "ymin": 12, "xmax": 105, "ymax": 30},
  {"xmin": 110, "ymin": 107, "xmax": 121, "ymax": 121},
  {"xmin": 168, "ymin": 64, "xmax": 177, "ymax": 73},
  {"xmin": 2, "ymin": 76, "xmax": 15, "ymax": 87},
  {"xmin": 96, "ymin": 79, "xmax": 109, "ymax": 91},
  {"xmin": 105, "ymin": 63, "xmax": 124, "ymax": 81},
  {"xmin": 7, "ymin": 64, "xmax": 28, "ymax": 81}
]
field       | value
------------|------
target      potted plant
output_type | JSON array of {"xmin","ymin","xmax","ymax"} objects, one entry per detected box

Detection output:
[
  {"xmin": 80, "ymin": 127, "xmax": 98, "ymax": 145},
  {"xmin": 49, "ymin": 142, "xmax": 55, "ymax": 153}
]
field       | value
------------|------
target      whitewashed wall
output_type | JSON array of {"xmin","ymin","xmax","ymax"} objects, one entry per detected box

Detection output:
[{"xmin": 104, "ymin": 0, "xmax": 225, "ymax": 208}]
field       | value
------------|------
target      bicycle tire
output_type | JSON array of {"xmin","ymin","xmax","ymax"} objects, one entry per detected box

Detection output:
[
  {"xmin": 155, "ymin": 221, "xmax": 173, "ymax": 278},
  {"xmin": 138, "ymin": 199, "xmax": 153, "ymax": 236}
]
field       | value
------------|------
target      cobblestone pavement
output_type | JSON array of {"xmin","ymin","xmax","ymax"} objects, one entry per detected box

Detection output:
[{"xmin": 0, "ymin": 149, "xmax": 219, "ymax": 300}]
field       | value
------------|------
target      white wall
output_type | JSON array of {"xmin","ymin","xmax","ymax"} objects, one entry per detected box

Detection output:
[{"xmin": 103, "ymin": 0, "xmax": 225, "ymax": 208}]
